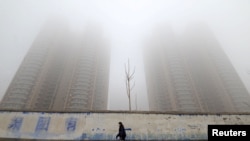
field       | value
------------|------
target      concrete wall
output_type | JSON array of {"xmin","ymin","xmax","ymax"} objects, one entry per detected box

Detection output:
[{"xmin": 0, "ymin": 111, "xmax": 250, "ymax": 140}]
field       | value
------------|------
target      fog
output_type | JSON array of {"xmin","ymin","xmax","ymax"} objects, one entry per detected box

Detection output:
[{"xmin": 0, "ymin": 0, "xmax": 250, "ymax": 111}]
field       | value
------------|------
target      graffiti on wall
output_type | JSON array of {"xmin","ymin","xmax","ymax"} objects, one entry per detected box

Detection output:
[
  {"xmin": 8, "ymin": 117, "xmax": 23, "ymax": 132},
  {"xmin": 35, "ymin": 117, "xmax": 50, "ymax": 133},
  {"xmin": 2, "ymin": 112, "xmax": 250, "ymax": 140},
  {"xmin": 7, "ymin": 116, "xmax": 79, "ymax": 134},
  {"xmin": 66, "ymin": 117, "xmax": 77, "ymax": 132}
]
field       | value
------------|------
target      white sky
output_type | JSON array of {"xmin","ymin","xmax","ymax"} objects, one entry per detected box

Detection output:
[{"xmin": 0, "ymin": 0, "xmax": 250, "ymax": 111}]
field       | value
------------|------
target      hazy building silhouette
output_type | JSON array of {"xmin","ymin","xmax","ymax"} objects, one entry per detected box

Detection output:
[
  {"xmin": 143, "ymin": 24, "xmax": 250, "ymax": 113},
  {"xmin": 0, "ymin": 21, "xmax": 110, "ymax": 111}
]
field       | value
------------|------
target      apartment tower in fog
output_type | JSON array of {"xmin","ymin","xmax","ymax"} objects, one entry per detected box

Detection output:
[
  {"xmin": 0, "ymin": 21, "xmax": 110, "ymax": 111},
  {"xmin": 143, "ymin": 24, "xmax": 250, "ymax": 113}
]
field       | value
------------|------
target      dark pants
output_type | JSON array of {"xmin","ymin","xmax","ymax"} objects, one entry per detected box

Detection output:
[{"xmin": 119, "ymin": 135, "xmax": 126, "ymax": 140}]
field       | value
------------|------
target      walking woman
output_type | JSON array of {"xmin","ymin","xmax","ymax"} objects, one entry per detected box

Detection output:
[{"xmin": 116, "ymin": 122, "xmax": 126, "ymax": 140}]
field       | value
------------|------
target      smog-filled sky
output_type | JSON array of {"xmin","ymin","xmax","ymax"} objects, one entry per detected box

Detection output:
[{"xmin": 0, "ymin": 0, "xmax": 250, "ymax": 111}]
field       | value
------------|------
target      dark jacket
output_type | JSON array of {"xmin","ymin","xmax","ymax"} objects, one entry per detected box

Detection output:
[{"xmin": 116, "ymin": 123, "xmax": 126, "ymax": 140}]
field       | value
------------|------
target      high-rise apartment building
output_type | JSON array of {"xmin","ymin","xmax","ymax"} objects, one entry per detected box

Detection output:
[
  {"xmin": 143, "ymin": 24, "xmax": 250, "ymax": 113},
  {"xmin": 0, "ymin": 21, "xmax": 110, "ymax": 111}
]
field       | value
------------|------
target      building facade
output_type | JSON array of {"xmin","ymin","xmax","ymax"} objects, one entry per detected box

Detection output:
[
  {"xmin": 0, "ymin": 22, "xmax": 110, "ymax": 111},
  {"xmin": 143, "ymin": 24, "xmax": 250, "ymax": 112}
]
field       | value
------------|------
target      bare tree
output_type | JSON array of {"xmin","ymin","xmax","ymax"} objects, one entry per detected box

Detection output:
[
  {"xmin": 125, "ymin": 59, "xmax": 135, "ymax": 111},
  {"xmin": 135, "ymin": 92, "xmax": 138, "ymax": 111}
]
